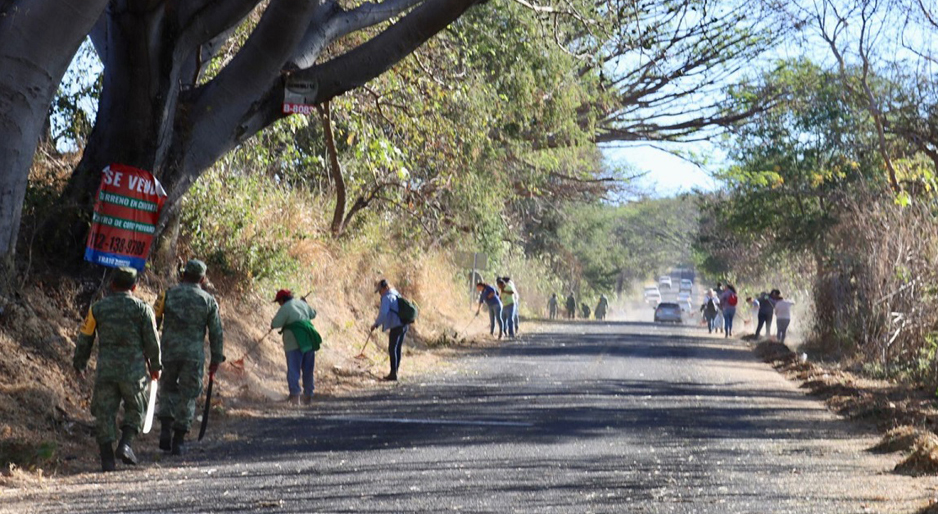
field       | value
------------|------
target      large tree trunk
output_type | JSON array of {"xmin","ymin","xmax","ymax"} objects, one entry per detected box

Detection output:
[{"xmin": 0, "ymin": 0, "xmax": 108, "ymax": 288}]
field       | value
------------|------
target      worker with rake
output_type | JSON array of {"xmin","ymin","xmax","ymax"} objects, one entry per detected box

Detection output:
[{"xmin": 271, "ymin": 289, "xmax": 321, "ymax": 405}]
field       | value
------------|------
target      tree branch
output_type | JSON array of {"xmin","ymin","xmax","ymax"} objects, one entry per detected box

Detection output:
[{"xmin": 294, "ymin": 0, "xmax": 483, "ymax": 102}]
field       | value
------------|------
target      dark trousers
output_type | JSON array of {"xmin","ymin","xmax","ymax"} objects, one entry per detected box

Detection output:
[
  {"xmin": 388, "ymin": 325, "xmax": 408, "ymax": 375},
  {"xmin": 756, "ymin": 312, "xmax": 773, "ymax": 338}
]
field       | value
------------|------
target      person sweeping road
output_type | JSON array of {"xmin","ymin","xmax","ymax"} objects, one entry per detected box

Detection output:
[
  {"xmin": 371, "ymin": 279, "xmax": 408, "ymax": 381},
  {"xmin": 271, "ymin": 289, "xmax": 321, "ymax": 405},
  {"xmin": 475, "ymin": 281, "xmax": 504, "ymax": 339}
]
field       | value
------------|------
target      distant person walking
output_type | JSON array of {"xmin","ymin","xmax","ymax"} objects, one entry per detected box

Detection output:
[
  {"xmin": 497, "ymin": 278, "xmax": 516, "ymax": 338},
  {"xmin": 719, "ymin": 284, "xmax": 738, "ymax": 337},
  {"xmin": 565, "ymin": 292, "xmax": 577, "ymax": 320},
  {"xmin": 548, "ymin": 293, "xmax": 558, "ymax": 320},
  {"xmin": 714, "ymin": 282, "xmax": 725, "ymax": 333},
  {"xmin": 271, "ymin": 289, "xmax": 320, "ymax": 404},
  {"xmin": 153, "ymin": 259, "xmax": 225, "ymax": 455},
  {"xmin": 475, "ymin": 281, "xmax": 504, "ymax": 339},
  {"xmin": 73, "ymin": 268, "xmax": 162, "ymax": 472},
  {"xmin": 755, "ymin": 291, "xmax": 777, "ymax": 338},
  {"xmin": 371, "ymin": 279, "xmax": 408, "ymax": 381},
  {"xmin": 595, "ymin": 294, "xmax": 609, "ymax": 320},
  {"xmin": 774, "ymin": 293, "xmax": 795, "ymax": 343},
  {"xmin": 701, "ymin": 290, "xmax": 720, "ymax": 334}
]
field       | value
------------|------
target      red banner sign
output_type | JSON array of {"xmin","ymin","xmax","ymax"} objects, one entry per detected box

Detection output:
[{"xmin": 84, "ymin": 164, "xmax": 167, "ymax": 270}]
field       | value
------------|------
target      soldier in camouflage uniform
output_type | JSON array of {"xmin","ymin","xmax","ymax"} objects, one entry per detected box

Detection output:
[
  {"xmin": 153, "ymin": 259, "xmax": 224, "ymax": 455},
  {"xmin": 74, "ymin": 267, "xmax": 162, "ymax": 472}
]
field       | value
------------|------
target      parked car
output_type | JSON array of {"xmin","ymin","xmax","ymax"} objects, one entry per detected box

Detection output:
[
  {"xmin": 679, "ymin": 279, "xmax": 693, "ymax": 292},
  {"xmin": 643, "ymin": 285, "xmax": 661, "ymax": 305},
  {"xmin": 654, "ymin": 302, "xmax": 683, "ymax": 323},
  {"xmin": 659, "ymin": 276, "xmax": 672, "ymax": 289}
]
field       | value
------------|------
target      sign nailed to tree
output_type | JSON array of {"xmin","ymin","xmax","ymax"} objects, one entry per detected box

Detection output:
[
  {"xmin": 84, "ymin": 164, "xmax": 167, "ymax": 270},
  {"xmin": 282, "ymin": 76, "xmax": 318, "ymax": 115}
]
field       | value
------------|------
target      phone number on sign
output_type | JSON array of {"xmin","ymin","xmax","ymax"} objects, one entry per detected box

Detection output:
[
  {"xmin": 91, "ymin": 233, "xmax": 147, "ymax": 256},
  {"xmin": 282, "ymin": 103, "xmax": 315, "ymax": 115}
]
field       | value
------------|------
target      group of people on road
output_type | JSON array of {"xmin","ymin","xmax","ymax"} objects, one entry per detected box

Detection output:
[
  {"xmin": 700, "ymin": 283, "xmax": 739, "ymax": 336},
  {"xmin": 475, "ymin": 276, "xmax": 521, "ymax": 339},
  {"xmin": 548, "ymin": 292, "xmax": 609, "ymax": 321},
  {"xmin": 750, "ymin": 289, "xmax": 796, "ymax": 343},
  {"xmin": 698, "ymin": 282, "xmax": 796, "ymax": 342},
  {"xmin": 74, "ymin": 257, "xmax": 416, "ymax": 473}
]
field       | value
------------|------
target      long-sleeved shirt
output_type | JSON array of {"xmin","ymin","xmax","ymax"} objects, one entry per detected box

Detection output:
[
  {"xmin": 154, "ymin": 282, "xmax": 224, "ymax": 364},
  {"xmin": 374, "ymin": 288, "xmax": 402, "ymax": 332},
  {"xmin": 75, "ymin": 291, "xmax": 162, "ymax": 379},
  {"xmin": 271, "ymin": 298, "xmax": 317, "ymax": 352},
  {"xmin": 479, "ymin": 285, "xmax": 501, "ymax": 307},
  {"xmin": 774, "ymin": 299, "xmax": 795, "ymax": 319}
]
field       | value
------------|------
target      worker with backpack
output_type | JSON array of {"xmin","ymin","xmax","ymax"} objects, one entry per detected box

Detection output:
[
  {"xmin": 701, "ymin": 290, "xmax": 720, "ymax": 334},
  {"xmin": 371, "ymin": 279, "xmax": 418, "ymax": 381}
]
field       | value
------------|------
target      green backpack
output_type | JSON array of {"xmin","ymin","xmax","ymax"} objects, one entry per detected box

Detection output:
[{"xmin": 394, "ymin": 295, "xmax": 419, "ymax": 325}]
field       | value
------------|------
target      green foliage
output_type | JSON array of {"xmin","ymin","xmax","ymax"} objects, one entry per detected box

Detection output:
[
  {"xmin": 181, "ymin": 170, "xmax": 300, "ymax": 283},
  {"xmin": 529, "ymin": 195, "xmax": 698, "ymax": 295},
  {"xmin": 713, "ymin": 60, "xmax": 888, "ymax": 256},
  {"xmin": 50, "ymin": 40, "xmax": 101, "ymax": 151}
]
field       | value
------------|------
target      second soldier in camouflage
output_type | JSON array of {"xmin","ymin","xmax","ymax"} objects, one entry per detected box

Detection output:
[{"xmin": 154, "ymin": 259, "xmax": 225, "ymax": 455}]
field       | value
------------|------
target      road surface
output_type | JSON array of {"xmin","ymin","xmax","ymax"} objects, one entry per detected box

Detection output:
[{"xmin": 4, "ymin": 321, "xmax": 934, "ymax": 513}]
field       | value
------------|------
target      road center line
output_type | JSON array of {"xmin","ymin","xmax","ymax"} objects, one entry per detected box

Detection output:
[{"xmin": 322, "ymin": 416, "xmax": 534, "ymax": 428}]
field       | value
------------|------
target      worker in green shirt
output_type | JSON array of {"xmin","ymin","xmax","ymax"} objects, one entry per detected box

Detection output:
[{"xmin": 271, "ymin": 289, "xmax": 320, "ymax": 405}]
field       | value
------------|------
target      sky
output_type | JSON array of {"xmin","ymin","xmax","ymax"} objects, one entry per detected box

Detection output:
[{"xmin": 602, "ymin": 143, "xmax": 722, "ymax": 197}]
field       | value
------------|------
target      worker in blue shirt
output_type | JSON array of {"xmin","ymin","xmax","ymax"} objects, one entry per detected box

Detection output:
[
  {"xmin": 475, "ymin": 281, "xmax": 504, "ymax": 339},
  {"xmin": 371, "ymin": 279, "xmax": 406, "ymax": 381}
]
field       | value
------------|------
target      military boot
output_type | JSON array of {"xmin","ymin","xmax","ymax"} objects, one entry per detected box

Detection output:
[
  {"xmin": 115, "ymin": 428, "xmax": 138, "ymax": 465},
  {"xmin": 171, "ymin": 429, "xmax": 187, "ymax": 456},
  {"xmin": 159, "ymin": 419, "xmax": 173, "ymax": 452},
  {"xmin": 99, "ymin": 442, "xmax": 116, "ymax": 472}
]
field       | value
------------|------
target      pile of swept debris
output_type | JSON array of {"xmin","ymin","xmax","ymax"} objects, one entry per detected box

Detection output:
[{"xmin": 753, "ymin": 340, "xmax": 938, "ymax": 479}]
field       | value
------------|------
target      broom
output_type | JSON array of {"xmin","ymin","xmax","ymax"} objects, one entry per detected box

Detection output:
[{"xmin": 354, "ymin": 330, "xmax": 374, "ymax": 359}]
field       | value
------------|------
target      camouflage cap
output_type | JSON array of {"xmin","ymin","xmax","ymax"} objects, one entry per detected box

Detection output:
[
  {"xmin": 184, "ymin": 259, "xmax": 207, "ymax": 278},
  {"xmin": 112, "ymin": 267, "xmax": 138, "ymax": 289}
]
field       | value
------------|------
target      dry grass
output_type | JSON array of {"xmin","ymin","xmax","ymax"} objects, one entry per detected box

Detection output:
[
  {"xmin": 872, "ymin": 426, "xmax": 933, "ymax": 454},
  {"xmin": 896, "ymin": 432, "xmax": 938, "ymax": 476},
  {"xmin": 808, "ymin": 188, "xmax": 938, "ymax": 385}
]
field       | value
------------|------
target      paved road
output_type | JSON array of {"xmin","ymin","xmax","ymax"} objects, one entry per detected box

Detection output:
[{"xmin": 5, "ymin": 321, "xmax": 933, "ymax": 513}]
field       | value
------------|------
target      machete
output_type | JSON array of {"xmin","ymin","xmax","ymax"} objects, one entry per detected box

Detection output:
[
  {"xmin": 198, "ymin": 370, "xmax": 215, "ymax": 441},
  {"xmin": 142, "ymin": 379, "xmax": 158, "ymax": 434}
]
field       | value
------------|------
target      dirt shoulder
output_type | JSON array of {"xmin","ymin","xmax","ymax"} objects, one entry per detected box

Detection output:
[{"xmin": 747, "ymin": 336, "xmax": 938, "ymax": 513}]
